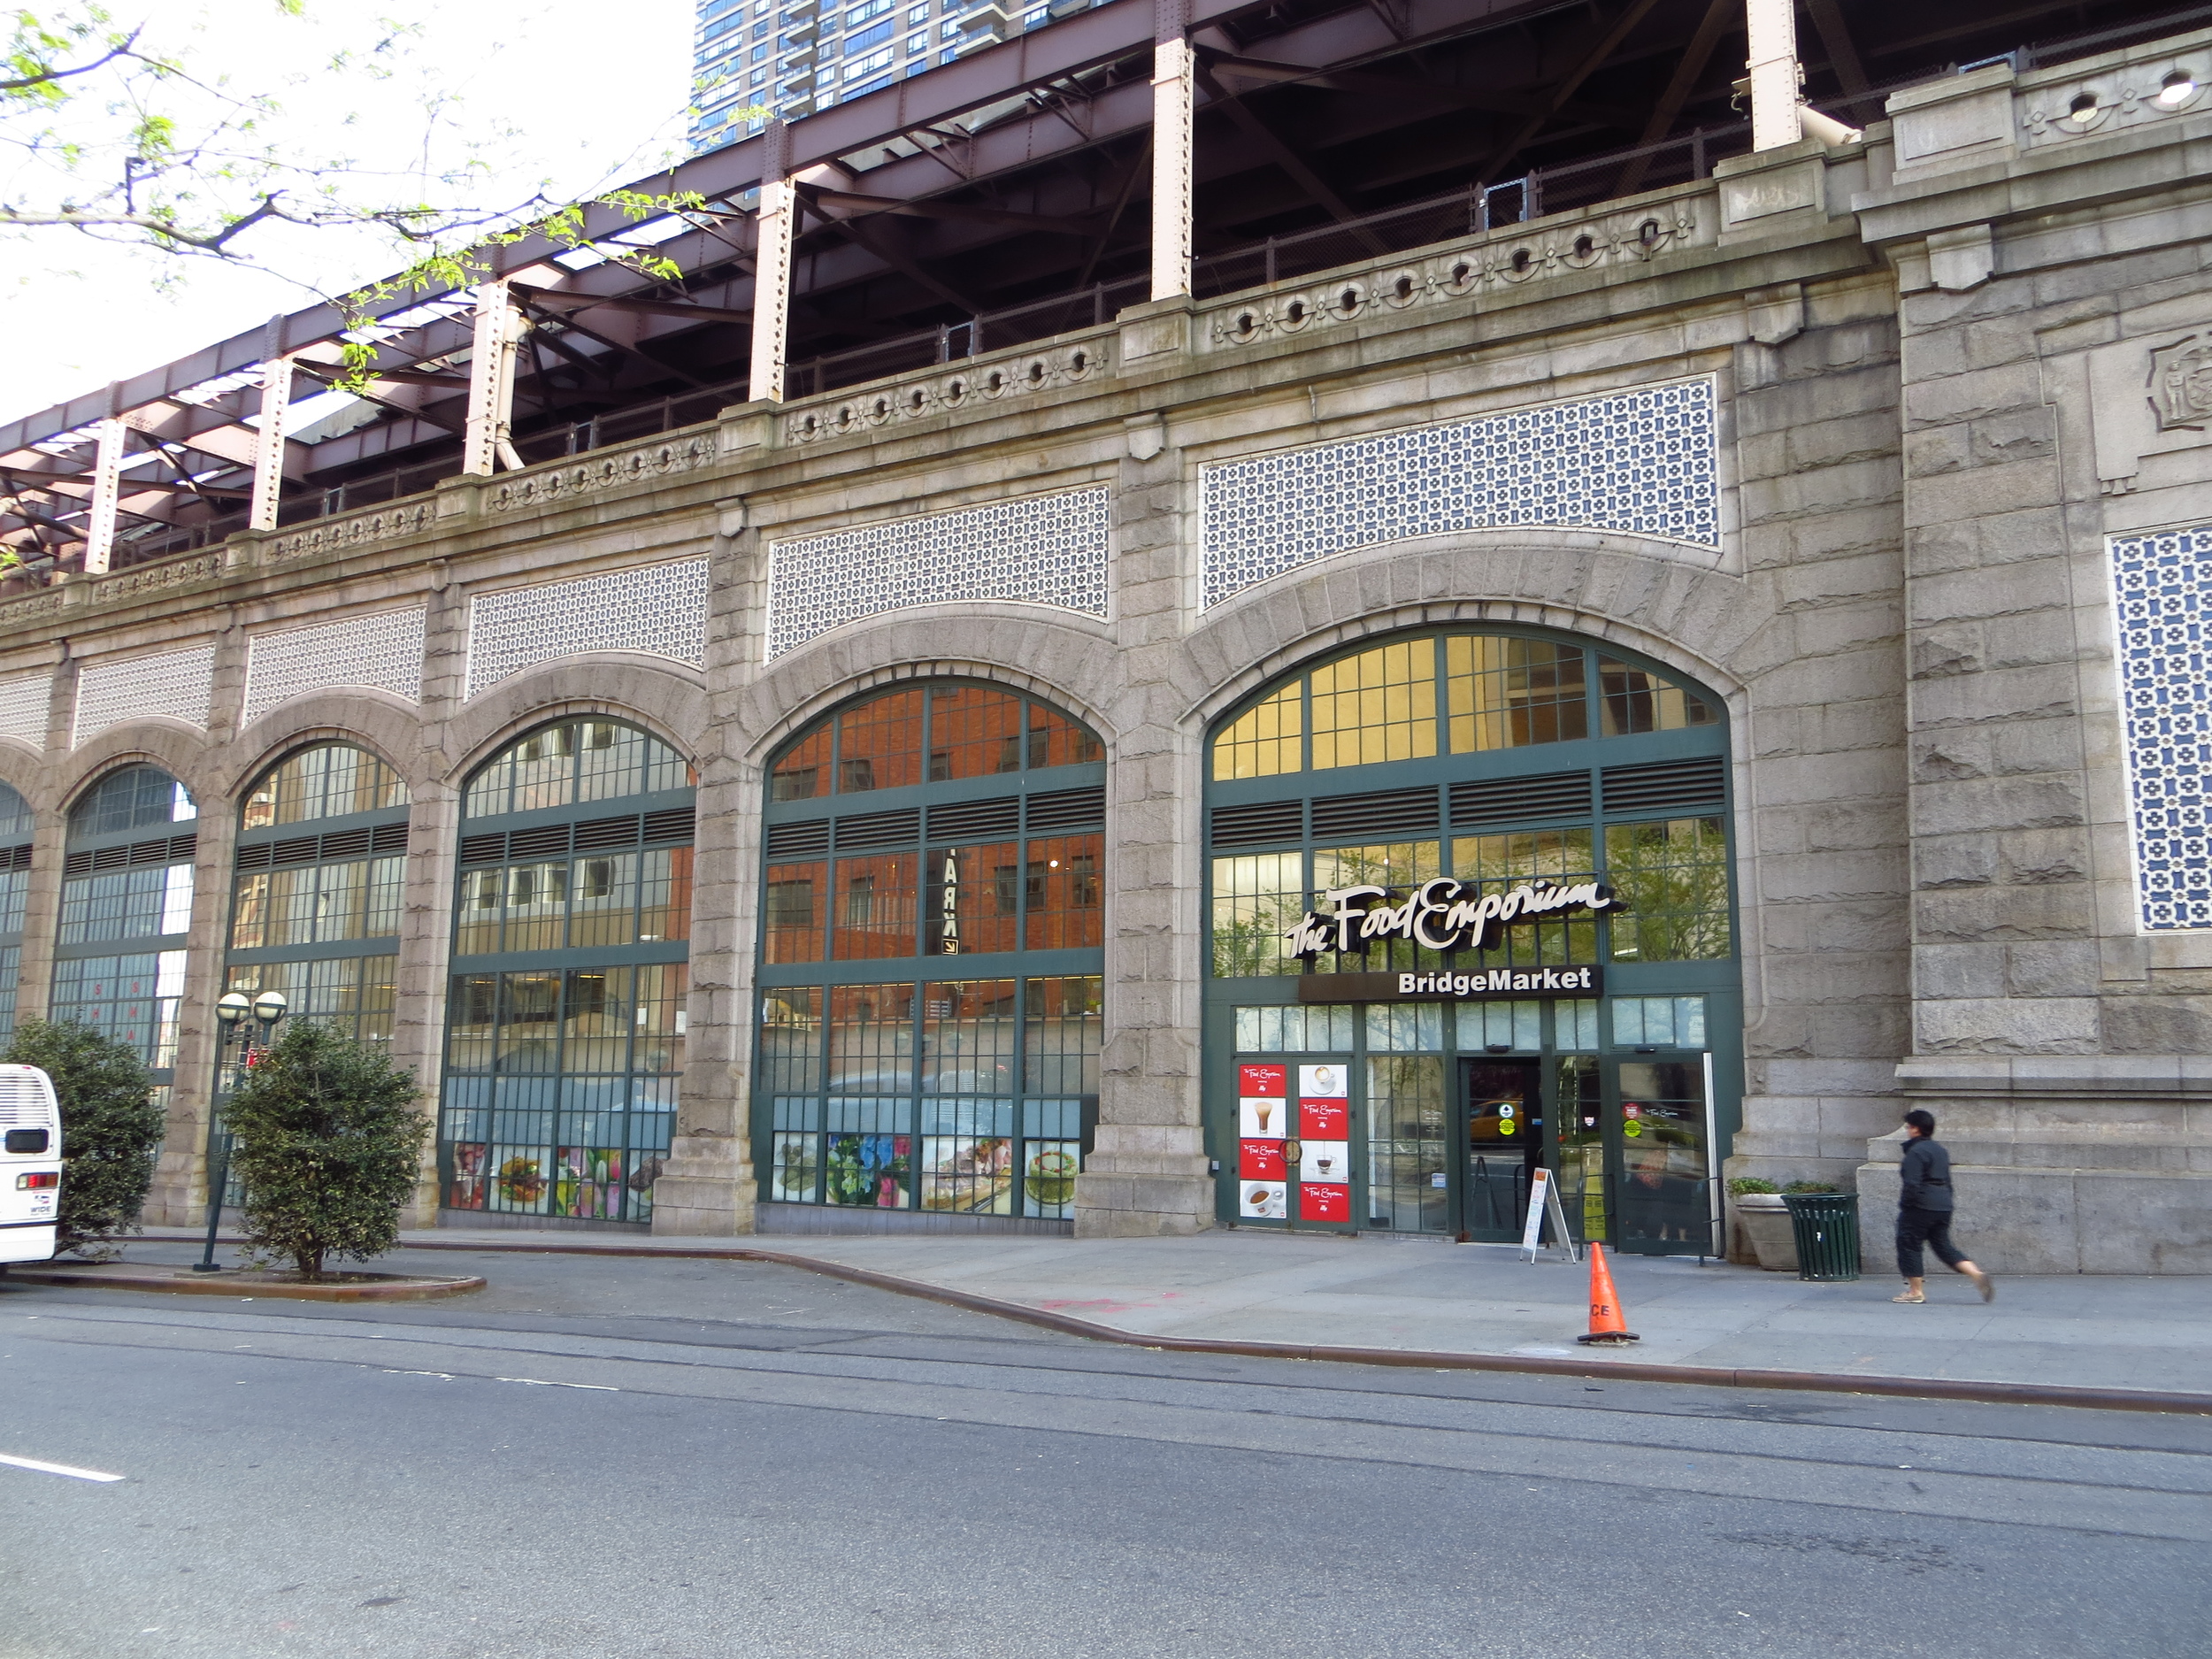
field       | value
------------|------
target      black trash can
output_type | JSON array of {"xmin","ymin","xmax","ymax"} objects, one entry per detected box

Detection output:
[{"xmin": 1782, "ymin": 1191, "xmax": 1860, "ymax": 1282}]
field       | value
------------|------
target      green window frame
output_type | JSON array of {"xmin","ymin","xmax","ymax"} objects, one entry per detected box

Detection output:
[
  {"xmin": 755, "ymin": 680, "xmax": 1107, "ymax": 1223},
  {"xmin": 0, "ymin": 782, "xmax": 35, "ymax": 1044},
  {"xmin": 439, "ymin": 718, "xmax": 696, "ymax": 1227}
]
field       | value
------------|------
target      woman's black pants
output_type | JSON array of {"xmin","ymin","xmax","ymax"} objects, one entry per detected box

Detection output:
[{"xmin": 1896, "ymin": 1206, "xmax": 1967, "ymax": 1278}]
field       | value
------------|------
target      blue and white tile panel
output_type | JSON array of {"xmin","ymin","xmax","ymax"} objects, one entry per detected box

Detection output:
[
  {"xmin": 2110, "ymin": 526, "xmax": 2212, "ymax": 931},
  {"xmin": 244, "ymin": 608, "xmax": 426, "ymax": 726},
  {"xmin": 766, "ymin": 487, "xmax": 1111, "ymax": 660},
  {"xmin": 1201, "ymin": 377, "xmax": 1722, "ymax": 608},
  {"xmin": 466, "ymin": 559, "xmax": 709, "ymax": 699}
]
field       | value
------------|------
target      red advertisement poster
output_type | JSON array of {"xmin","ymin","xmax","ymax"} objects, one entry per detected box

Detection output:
[
  {"xmin": 1239, "ymin": 1140, "xmax": 1287, "ymax": 1180},
  {"xmin": 1299, "ymin": 1098, "xmax": 1350, "ymax": 1140},
  {"xmin": 1239, "ymin": 1063, "xmax": 1287, "ymax": 1097},
  {"xmin": 1298, "ymin": 1183, "xmax": 1351, "ymax": 1223}
]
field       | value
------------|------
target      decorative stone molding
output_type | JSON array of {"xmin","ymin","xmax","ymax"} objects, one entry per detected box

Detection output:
[
  {"xmin": 243, "ymin": 607, "xmax": 427, "ymax": 726},
  {"xmin": 0, "ymin": 675, "xmax": 49, "ymax": 746},
  {"xmin": 780, "ymin": 339, "xmax": 1110, "ymax": 447},
  {"xmin": 2019, "ymin": 47, "xmax": 2210, "ymax": 147},
  {"xmin": 488, "ymin": 432, "xmax": 719, "ymax": 511},
  {"xmin": 0, "ymin": 590, "xmax": 65, "ymax": 627},
  {"xmin": 1198, "ymin": 196, "xmax": 1709, "ymax": 352},
  {"xmin": 764, "ymin": 486, "xmax": 1111, "ymax": 659},
  {"xmin": 265, "ymin": 500, "xmax": 436, "ymax": 563},
  {"xmin": 90, "ymin": 551, "xmax": 224, "ymax": 602},
  {"xmin": 465, "ymin": 558, "xmax": 709, "ymax": 697},
  {"xmin": 73, "ymin": 643, "xmax": 215, "ymax": 743},
  {"xmin": 1200, "ymin": 376, "xmax": 1723, "ymax": 608}
]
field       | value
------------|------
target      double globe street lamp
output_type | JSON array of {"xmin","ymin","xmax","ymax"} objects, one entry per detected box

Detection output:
[{"xmin": 193, "ymin": 988, "xmax": 289, "ymax": 1272}]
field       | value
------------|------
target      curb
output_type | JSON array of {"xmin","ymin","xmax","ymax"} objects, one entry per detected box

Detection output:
[
  {"xmin": 141, "ymin": 1232, "xmax": 2211, "ymax": 1417},
  {"xmin": 6, "ymin": 1263, "xmax": 486, "ymax": 1302}
]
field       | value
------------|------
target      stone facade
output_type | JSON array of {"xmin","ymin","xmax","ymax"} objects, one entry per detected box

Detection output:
[{"xmin": 4, "ymin": 27, "xmax": 2208, "ymax": 1267}]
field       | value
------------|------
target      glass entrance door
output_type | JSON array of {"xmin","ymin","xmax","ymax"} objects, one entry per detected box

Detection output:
[
  {"xmin": 1457, "ymin": 1058, "xmax": 1540, "ymax": 1241},
  {"xmin": 1614, "ymin": 1055, "xmax": 1714, "ymax": 1255}
]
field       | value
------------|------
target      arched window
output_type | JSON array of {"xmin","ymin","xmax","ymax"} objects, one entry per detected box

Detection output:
[
  {"xmin": 53, "ymin": 764, "xmax": 198, "ymax": 1109},
  {"xmin": 1205, "ymin": 628, "xmax": 1737, "ymax": 1254},
  {"xmin": 441, "ymin": 719, "xmax": 695, "ymax": 1226},
  {"xmin": 224, "ymin": 744, "xmax": 411, "ymax": 1048},
  {"xmin": 0, "ymin": 783, "xmax": 35, "ymax": 1041},
  {"xmin": 755, "ymin": 681, "xmax": 1105, "ymax": 1226}
]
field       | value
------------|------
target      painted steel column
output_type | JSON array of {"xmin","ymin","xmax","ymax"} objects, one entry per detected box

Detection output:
[
  {"xmin": 463, "ymin": 280, "xmax": 523, "ymax": 477},
  {"xmin": 1148, "ymin": 0, "xmax": 1194, "ymax": 303},
  {"xmin": 748, "ymin": 119, "xmax": 795, "ymax": 404},
  {"xmin": 1745, "ymin": 0, "xmax": 1803, "ymax": 150},
  {"xmin": 83, "ymin": 417, "xmax": 123, "ymax": 575},
  {"xmin": 248, "ymin": 357, "xmax": 292, "ymax": 532}
]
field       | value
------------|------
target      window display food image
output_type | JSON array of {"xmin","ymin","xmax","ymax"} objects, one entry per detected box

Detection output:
[
  {"xmin": 1240, "ymin": 1180, "xmax": 1286, "ymax": 1219},
  {"xmin": 1298, "ymin": 1139, "xmax": 1349, "ymax": 1183},
  {"xmin": 921, "ymin": 1134, "xmax": 1014, "ymax": 1213},
  {"xmin": 447, "ymin": 1141, "xmax": 488, "ymax": 1210},
  {"xmin": 1240, "ymin": 1096, "xmax": 1286, "ymax": 1138},
  {"xmin": 826, "ymin": 1133, "xmax": 911, "ymax": 1207},
  {"xmin": 1298, "ymin": 1063, "xmax": 1348, "ymax": 1098},
  {"xmin": 1023, "ymin": 1145, "xmax": 1079, "ymax": 1209}
]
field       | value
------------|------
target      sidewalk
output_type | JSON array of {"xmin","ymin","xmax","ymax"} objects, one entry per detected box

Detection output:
[{"xmin": 121, "ymin": 1224, "xmax": 2212, "ymax": 1408}]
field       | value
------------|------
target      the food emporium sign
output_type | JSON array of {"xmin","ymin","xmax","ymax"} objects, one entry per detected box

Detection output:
[{"xmin": 1281, "ymin": 877, "xmax": 1618, "ymax": 960}]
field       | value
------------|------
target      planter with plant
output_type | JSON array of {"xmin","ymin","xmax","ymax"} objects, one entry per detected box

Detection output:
[{"xmin": 1728, "ymin": 1177, "xmax": 1798, "ymax": 1271}]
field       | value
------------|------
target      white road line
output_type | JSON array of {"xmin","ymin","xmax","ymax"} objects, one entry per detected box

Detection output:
[
  {"xmin": 496, "ymin": 1377, "xmax": 618, "ymax": 1391},
  {"xmin": 0, "ymin": 1451, "xmax": 126, "ymax": 1483}
]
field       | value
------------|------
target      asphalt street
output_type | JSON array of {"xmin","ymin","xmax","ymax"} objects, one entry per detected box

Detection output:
[{"xmin": 2, "ymin": 1248, "xmax": 2208, "ymax": 1658}]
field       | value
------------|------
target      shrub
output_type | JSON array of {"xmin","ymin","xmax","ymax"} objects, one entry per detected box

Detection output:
[
  {"xmin": 1782, "ymin": 1179, "xmax": 1840, "ymax": 1194},
  {"xmin": 222, "ymin": 1022, "xmax": 427, "ymax": 1280},
  {"xmin": 2, "ymin": 1019, "xmax": 164, "ymax": 1256},
  {"xmin": 1727, "ymin": 1177, "xmax": 1779, "ymax": 1195}
]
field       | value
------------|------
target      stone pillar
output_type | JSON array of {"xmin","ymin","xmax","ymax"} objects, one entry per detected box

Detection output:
[
  {"xmin": 400, "ymin": 568, "xmax": 468, "ymax": 1224},
  {"xmin": 1073, "ymin": 412, "xmax": 1212, "ymax": 1236},
  {"xmin": 654, "ymin": 501, "xmax": 758, "ymax": 1235},
  {"xmin": 748, "ymin": 121, "xmax": 795, "ymax": 406},
  {"xmin": 1148, "ymin": 1, "xmax": 1194, "ymax": 304}
]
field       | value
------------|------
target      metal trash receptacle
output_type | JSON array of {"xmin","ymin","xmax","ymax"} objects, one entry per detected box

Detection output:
[{"xmin": 1782, "ymin": 1191, "xmax": 1860, "ymax": 1282}]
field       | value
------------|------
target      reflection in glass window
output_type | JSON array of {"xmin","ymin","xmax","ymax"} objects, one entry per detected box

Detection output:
[
  {"xmin": 1606, "ymin": 818, "xmax": 1731, "ymax": 962},
  {"xmin": 243, "ymin": 745, "xmax": 408, "ymax": 828},
  {"xmin": 1310, "ymin": 639, "xmax": 1436, "ymax": 770},
  {"xmin": 464, "ymin": 720, "xmax": 692, "ymax": 818},
  {"xmin": 1449, "ymin": 829, "xmax": 1600, "ymax": 967},
  {"xmin": 50, "ymin": 951, "xmax": 188, "ymax": 1069},
  {"xmin": 1310, "ymin": 841, "xmax": 1442, "ymax": 972},
  {"xmin": 1597, "ymin": 657, "xmax": 1717, "ymax": 737},
  {"xmin": 926, "ymin": 684, "xmax": 1025, "ymax": 780},
  {"xmin": 69, "ymin": 764, "xmax": 195, "ymax": 837},
  {"xmin": 444, "ymin": 718, "xmax": 694, "ymax": 1225},
  {"xmin": 1366, "ymin": 1055, "xmax": 1445, "ymax": 1234},
  {"xmin": 1448, "ymin": 636, "xmax": 1587, "ymax": 751},
  {"xmin": 837, "ymin": 688, "xmax": 924, "ymax": 794},
  {"xmin": 1210, "ymin": 852, "xmax": 1303, "ymax": 977}
]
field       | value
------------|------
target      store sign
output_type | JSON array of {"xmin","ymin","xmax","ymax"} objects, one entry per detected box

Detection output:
[
  {"xmin": 1296, "ymin": 965, "xmax": 1605, "ymax": 1002},
  {"xmin": 1281, "ymin": 878, "xmax": 1617, "ymax": 961}
]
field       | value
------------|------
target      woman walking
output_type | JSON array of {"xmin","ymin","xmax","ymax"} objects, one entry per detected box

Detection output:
[{"xmin": 1894, "ymin": 1110, "xmax": 1995, "ymax": 1304}]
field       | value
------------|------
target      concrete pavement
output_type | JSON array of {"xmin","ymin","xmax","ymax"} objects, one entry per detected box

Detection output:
[{"xmin": 108, "ymin": 1225, "xmax": 2212, "ymax": 1405}]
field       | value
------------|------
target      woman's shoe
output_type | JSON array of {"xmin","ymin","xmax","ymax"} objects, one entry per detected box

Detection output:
[
  {"xmin": 1968, "ymin": 1269, "xmax": 1995, "ymax": 1302},
  {"xmin": 1892, "ymin": 1290, "xmax": 1925, "ymax": 1303}
]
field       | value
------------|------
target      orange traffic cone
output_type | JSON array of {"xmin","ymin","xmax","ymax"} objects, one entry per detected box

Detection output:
[{"xmin": 1575, "ymin": 1241, "xmax": 1640, "ymax": 1345}]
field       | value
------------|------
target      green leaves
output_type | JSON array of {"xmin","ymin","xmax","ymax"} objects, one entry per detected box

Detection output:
[
  {"xmin": 1, "ymin": 1018, "xmax": 164, "ymax": 1256},
  {"xmin": 222, "ymin": 1021, "xmax": 427, "ymax": 1280}
]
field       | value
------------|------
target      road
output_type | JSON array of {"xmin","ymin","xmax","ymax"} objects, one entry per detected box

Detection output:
[{"xmin": 2, "ymin": 1246, "xmax": 2208, "ymax": 1658}]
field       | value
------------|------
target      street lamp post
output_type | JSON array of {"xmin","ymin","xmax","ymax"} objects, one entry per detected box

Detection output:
[{"xmin": 194, "ymin": 989, "xmax": 289, "ymax": 1272}]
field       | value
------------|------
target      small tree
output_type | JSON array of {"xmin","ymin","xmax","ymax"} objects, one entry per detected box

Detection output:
[
  {"xmin": 222, "ymin": 1022, "xmax": 426, "ymax": 1281},
  {"xmin": 2, "ymin": 1018, "xmax": 165, "ymax": 1256}
]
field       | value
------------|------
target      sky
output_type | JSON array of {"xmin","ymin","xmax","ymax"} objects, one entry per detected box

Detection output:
[{"xmin": 0, "ymin": 0, "xmax": 698, "ymax": 426}]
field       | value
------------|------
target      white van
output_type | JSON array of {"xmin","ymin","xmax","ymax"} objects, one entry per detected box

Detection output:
[{"xmin": 0, "ymin": 1064, "xmax": 62, "ymax": 1264}]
